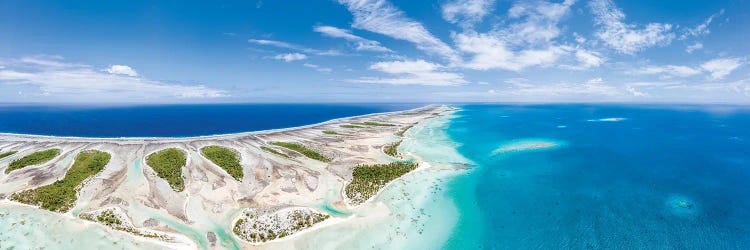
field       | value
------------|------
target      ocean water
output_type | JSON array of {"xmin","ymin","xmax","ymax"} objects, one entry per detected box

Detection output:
[
  {"xmin": 0, "ymin": 103, "xmax": 422, "ymax": 137},
  {"xmin": 3, "ymin": 104, "xmax": 750, "ymax": 249},
  {"xmin": 438, "ymin": 105, "xmax": 750, "ymax": 249}
]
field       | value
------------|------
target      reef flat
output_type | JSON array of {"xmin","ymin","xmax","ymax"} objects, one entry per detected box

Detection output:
[{"xmin": 0, "ymin": 105, "xmax": 453, "ymax": 249}]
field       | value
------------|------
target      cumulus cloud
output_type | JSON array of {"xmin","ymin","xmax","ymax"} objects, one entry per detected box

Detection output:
[
  {"xmin": 453, "ymin": 32, "xmax": 567, "ymax": 71},
  {"xmin": 273, "ymin": 53, "xmax": 307, "ymax": 62},
  {"xmin": 441, "ymin": 0, "xmax": 496, "ymax": 28},
  {"xmin": 105, "ymin": 65, "xmax": 138, "ymax": 77},
  {"xmin": 336, "ymin": 0, "xmax": 460, "ymax": 62},
  {"xmin": 560, "ymin": 48, "xmax": 606, "ymax": 70},
  {"xmin": 589, "ymin": 0, "xmax": 674, "ymax": 54},
  {"xmin": 450, "ymin": 1, "xmax": 600, "ymax": 72},
  {"xmin": 0, "ymin": 56, "xmax": 226, "ymax": 102},
  {"xmin": 349, "ymin": 59, "xmax": 467, "ymax": 86},
  {"xmin": 313, "ymin": 25, "xmax": 390, "ymax": 52},
  {"xmin": 701, "ymin": 58, "xmax": 742, "ymax": 80},
  {"xmin": 502, "ymin": 0, "xmax": 577, "ymax": 45}
]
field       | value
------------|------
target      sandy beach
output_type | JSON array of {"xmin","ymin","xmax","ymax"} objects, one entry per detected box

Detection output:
[{"xmin": 0, "ymin": 105, "xmax": 453, "ymax": 249}]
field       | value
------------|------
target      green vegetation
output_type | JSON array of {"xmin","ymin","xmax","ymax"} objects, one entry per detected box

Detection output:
[
  {"xmin": 351, "ymin": 121, "xmax": 395, "ymax": 127},
  {"xmin": 383, "ymin": 140, "xmax": 402, "ymax": 157},
  {"xmin": 146, "ymin": 148, "xmax": 186, "ymax": 192},
  {"xmin": 0, "ymin": 151, "xmax": 17, "ymax": 160},
  {"xmin": 234, "ymin": 209, "xmax": 330, "ymax": 243},
  {"xmin": 395, "ymin": 125, "xmax": 414, "ymax": 137},
  {"xmin": 201, "ymin": 146, "xmax": 243, "ymax": 181},
  {"xmin": 80, "ymin": 210, "xmax": 166, "ymax": 239},
  {"xmin": 5, "ymin": 149, "xmax": 61, "ymax": 174},
  {"xmin": 339, "ymin": 124, "xmax": 364, "ymax": 129},
  {"xmin": 97, "ymin": 210, "xmax": 122, "ymax": 226},
  {"xmin": 345, "ymin": 162, "xmax": 418, "ymax": 204},
  {"xmin": 270, "ymin": 142, "xmax": 331, "ymax": 162},
  {"xmin": 260, "ymin": 146, "xmax": 289, "ymax": 158},
  {"xmin": 11, "ymin": 150, "xmax": 111, "ymax": 212},
  {"xmin": 323, "ymin": 130, "xmax": 349, "ymax": 136}
]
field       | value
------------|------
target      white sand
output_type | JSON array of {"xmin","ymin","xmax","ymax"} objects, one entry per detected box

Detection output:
[{"xmin": 0, "ymin": 105, "xmax": 453, "ymax": 250}]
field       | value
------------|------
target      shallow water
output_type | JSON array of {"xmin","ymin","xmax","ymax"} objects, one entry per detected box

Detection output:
[
  {"xmin": 266, "ymin": 111, "xmax": 469, "ymax": 249},
  {"xmin": 3, "ymin": 104, "xmax": 749, "ymax": 249},
  {"xmin": 0, "ymin": 203, "xmax": 165, "ymax": 249}
]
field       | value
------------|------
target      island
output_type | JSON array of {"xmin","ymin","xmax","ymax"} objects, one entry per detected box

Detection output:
[{"xmin": 0, "ymin": 105, "xmax": 452, "ymax": 249}]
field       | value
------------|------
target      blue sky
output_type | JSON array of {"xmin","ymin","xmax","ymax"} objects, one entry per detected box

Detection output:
[{"xmin": 1, "ymin": 0, "xmax": 748, "ymax": 103}]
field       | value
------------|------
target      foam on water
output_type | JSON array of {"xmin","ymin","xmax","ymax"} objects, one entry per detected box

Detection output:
[
  {"xmin": 587, "ymin": 117, "xmax": 627, "ymax": 122},
  {"xmin": 491, "ymin": 138, "xmax": 565, "ymax": 155}
]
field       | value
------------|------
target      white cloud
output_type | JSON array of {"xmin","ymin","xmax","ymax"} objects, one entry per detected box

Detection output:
[
  {"xmin": 502, "ymin": 0, "xmax": 577, "ymax": 46},
  {"xmin": 0, "ymin": 56, "xmax": 226, "ymax": 102},
  {"xmin": 453, "ymin": 32, "xmax": 567, "ymax": 71},
  {"xmin": 589, "ymin": 0, "xmax": 674, "ymax": 54},
  {"xmin": 303, "ymin": 63, "xmax": 333, "ymax": 73},
  {"xmin": 273, "ymin": 53, "xmax": 307, "ymax": 62},
  {"xmin": 441, "ymin": 0, "xmax": 496, "ymax": 28},
  {"xmin": 685, "ymin": 42, "xmax": 703, "ymax": 53},
  {"xmin": 560, "ymin": 48, "xmax": 606, "ymax": 70},
  {"xmin": 349, "ymin": 59, "xmax": 467, "ymax": 86},
  {"xmin": 249, "ymin": 39, "xmax": 341, "ymax": 56},
  {"xmin": 587, "ymin": 77, "xmax": 604, "ymax": 84},
  {"xmin": 336, "ymin": 0, "xmax": 460, "ymax": 62},
  {"xmin": 633, "ymin": 58, "xmax": 742, "ymax": 80},
  {"xmin": 680, "ymin": 9, "xmax": 724, "ymax": 40},
  {"xmin": 701, "ymin": 58, "xmax": 742, "ymax": 80},
  {"xmin": 435, "ymin": 80, "xmax": 623, "ymax": 101},
  {"xmin": 625, "ymin": 85, "xmax": 648, "ymax": 97},
  {"xmin": 105, "ymin": 65, "xmax": 138, "ymax": 77},
  {"xmin": 448, "ymin": 1, "xmax": 601, "ymax": 72},
  {"xmin": 635, "ymin": 65, "xmax": 702, "ymax": 78},
  {"xmin": 313, "ymin": 25, "xmax": 390, "ymax": 52}
]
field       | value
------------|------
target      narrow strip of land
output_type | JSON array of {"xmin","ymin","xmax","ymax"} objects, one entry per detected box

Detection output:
[{"xmin": 12, "ymin": 150, "xmax": 111, "ymax": 212}]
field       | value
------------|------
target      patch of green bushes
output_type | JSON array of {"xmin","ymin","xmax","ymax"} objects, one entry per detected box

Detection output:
[
  {"xmin": 270, "ymin": 142, "xmax": 331, "ymax": 162},
  {"xmin": 383, "ymin": 140, "xmax": 402, "ymax": 157},
  {"xmin": 0, "ymin": 151, "xmax": 17, "ymax": 160},
  {"xmin": 395, "ymin": 125, "xmax": 414, "ymax": 137},
  {"xmin": 322, "ymin": 130, "xmax": 348, "ymax": 136},
  {"xmin": 5, "ymin": 149, "xmax": 61, "ymax": 174},
  {"xmin": 260, "ymin": 146, "xmax": 289, "ymax": 158},
  {"xmin": 351, "ymin": 121, "xmax": 395, "ymax": 127},
  {"xmin": 146, "ymin": 148, "xmax": 186, "ymax": 192},
  {"xmin": 340, "ymin": 124, "xmax": 363, "ymax": 129},
  {"xmin": 201, "ymin": 146, "xmax": 243, "ymax": 181},
  {"xmin": 97, "ymin": 210, "xmax": 122, "ymax": 226},
  {"xmin": 345, "ymin": 162, "xmax": 418, "ymax": 204},
  {"xmin": 11, "ymin": 150, "xmax": 111, "ymax": 212}
]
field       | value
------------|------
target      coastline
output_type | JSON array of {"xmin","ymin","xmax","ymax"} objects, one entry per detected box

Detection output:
[
  {"xmin": 0, "ymin": 104, "xmax": 439, "ymax": 141},
  {"xmin": 258, "ymin": 108, "xmax": 471, "ymax": 249},
  {"xmin": 0, "ymin": 104, "xmax": 454, "ymax": 250}
]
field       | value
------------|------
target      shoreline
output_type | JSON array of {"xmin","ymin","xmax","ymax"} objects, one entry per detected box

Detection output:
[
  {"xmin": 256, "ymin": 107, "xmax": 471, "ymax": 249},
  {"xmin": 0, "ymin": 104, "xmax": 438, "ymax": 141},
  {"xmin": 0, "ymin": 104, "xmax": 453, "ymax": 250}
]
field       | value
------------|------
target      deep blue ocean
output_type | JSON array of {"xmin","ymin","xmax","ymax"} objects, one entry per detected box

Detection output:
[
  {"xmin": 441, "ymin": 105, "xmax": 750, "ymax": 249},
  {"xmin": 0, "ymin": 103, "xmax": 422, "ymax": 137}
]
